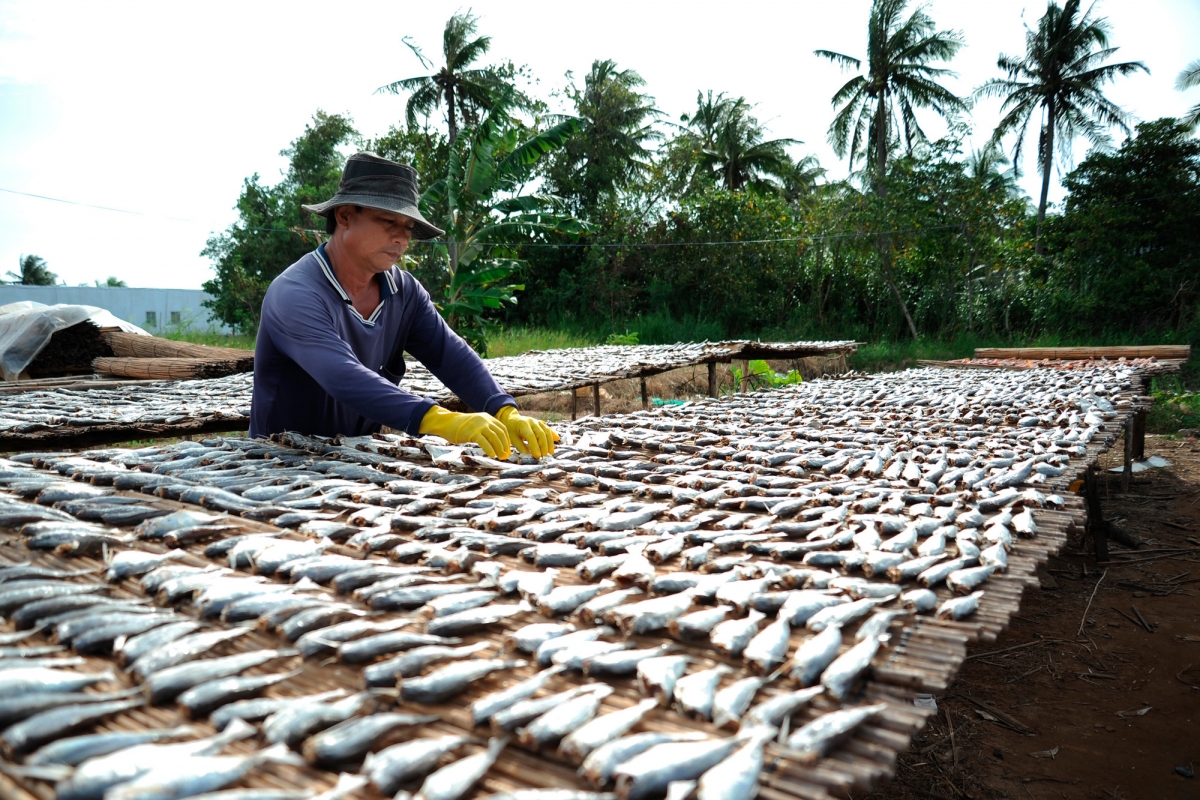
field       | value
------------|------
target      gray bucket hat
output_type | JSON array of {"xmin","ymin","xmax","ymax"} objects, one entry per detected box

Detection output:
[{"xmin": 302, "ymin": 152, "xmax": 445, "ymax": 241}]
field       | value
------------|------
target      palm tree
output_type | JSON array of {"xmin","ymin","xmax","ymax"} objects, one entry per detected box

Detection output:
[
  {"xmin": 376, "ymin": 11, "xmax": 505, "ymax": 146},
  {"xmin": 975, "ymin": 0, "xmax": 1147, "ymax": 251},
  {"xmin": 1177, "ymin": 59, "xmax": 1200, "ymax": 131},
  {"xmin": 681, "ymin": 92, "xmax": 799, "ymax": 192},
  {"xmin": 547, "ymin": 59, "xmax": 662, "ymax": 209},
  {"xmin": 815, "ymin": 0, "xmax": 966, "ymax": 191},
  {"xmin": 6, "ymin": 255, "xmax": 56, "ymax": 285},
  {"xmin": 965, "ymin": 142, "xmax": 1022, "ymax": 200}
]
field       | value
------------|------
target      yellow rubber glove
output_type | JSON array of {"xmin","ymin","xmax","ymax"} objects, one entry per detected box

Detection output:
[
  {"xmin": 418, "ymin": 405, "xmax": 511, "ymax": 459},
  {"xmin": 496, "ymin": 405, "xmax": 559, "ymax": 459}
]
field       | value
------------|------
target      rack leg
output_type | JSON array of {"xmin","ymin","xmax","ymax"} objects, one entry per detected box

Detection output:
[
  {"xmin": 570, "ymin": 391, "xmax": 577, "ymax": 421},
  {"xmin": 592, "ymin": 384, "xmax": 601, "ymax": 417},
  {"xmin": 740, "ymin": 359, "xmax": 750, "ymax": 393},
  {"xmin": 640, "ymin": 376, "xmax": 648, "ymax": 411},
  {"xmin": 707, "ymin": 362, "xmax": 717, "ymax": 398},
  {"xmin": 1131, "ymin": 409, "xmax": 1146, "ymax": 461},
  {"xmin": 1085, "ymin": 464, "xmax": 1109, "ymax": 563},
  {"xmin": 1122, "ymin": 417, "xmax": 1133, "ymax": 493}
]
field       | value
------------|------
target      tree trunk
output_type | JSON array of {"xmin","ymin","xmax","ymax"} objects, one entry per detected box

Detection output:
[
  {"xmin": 445, "ymin": 84, "xmax": 459, "ymax": 147},
  {"xmin": 1035, "ymin": 99, "xmax": 1055, "ymax": 256},
  {"xmin": 872, "ymin": 87, "xmax": 917, "ymax": 339}
]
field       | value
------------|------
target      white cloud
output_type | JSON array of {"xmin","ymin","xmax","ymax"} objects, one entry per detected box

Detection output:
[{"xmin": 0, "ymin": 0, "xmax": 1196, "ymax": 289}]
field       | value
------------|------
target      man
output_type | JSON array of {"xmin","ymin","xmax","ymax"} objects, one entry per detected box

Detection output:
[{"xmin": 250, "ymin": 152, "xmax": 556, "ymax": 459}]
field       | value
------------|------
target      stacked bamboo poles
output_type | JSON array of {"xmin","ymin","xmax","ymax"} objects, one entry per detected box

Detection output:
[{"xmin": 93, "ymin": 331, "xmax": 254, "ymax": 380}]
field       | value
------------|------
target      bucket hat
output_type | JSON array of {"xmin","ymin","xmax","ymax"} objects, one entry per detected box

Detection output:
[{"xmin": 302, "ymin": 152, "xmax": 445, "ymax": 241}]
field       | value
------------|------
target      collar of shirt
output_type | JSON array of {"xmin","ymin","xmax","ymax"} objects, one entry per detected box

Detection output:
[{"xmin": 314, "ymin": 243, "xmax": 399, "ymax": 327}]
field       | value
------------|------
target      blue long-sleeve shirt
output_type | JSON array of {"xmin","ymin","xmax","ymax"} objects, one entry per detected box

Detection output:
[{"xmin": 250, "ymin": 245, "xmax": 515, "ymax": 439}]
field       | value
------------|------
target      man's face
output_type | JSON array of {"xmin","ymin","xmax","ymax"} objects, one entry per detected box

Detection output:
[{"xmin": 335, "ymin": 206, "xmax": 416, "ymax": 273}]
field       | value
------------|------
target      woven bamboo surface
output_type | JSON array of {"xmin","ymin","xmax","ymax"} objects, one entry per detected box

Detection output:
[{"xmin": 0, "ymin": 361, "xmax": 1151, "ymax": 800}]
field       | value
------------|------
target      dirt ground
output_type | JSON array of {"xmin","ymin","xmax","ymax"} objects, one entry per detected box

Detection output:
[{"xmin": 853, "ymin": 434, "xmax": 1200, "ymax": 800}]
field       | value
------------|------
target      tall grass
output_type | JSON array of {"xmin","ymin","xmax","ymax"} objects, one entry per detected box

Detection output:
[
  {"xmin": 159, "ymin": 330, "xmax": 257, "ymax": 350},
  {"xmin": 486, "ymin": 328, "xmax": 598, "ymax": 358}
]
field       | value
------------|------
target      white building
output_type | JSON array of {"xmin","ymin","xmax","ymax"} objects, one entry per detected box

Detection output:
[{"xmin": 0, "ymin": 286, "xmax": 231, "ymax": 333}]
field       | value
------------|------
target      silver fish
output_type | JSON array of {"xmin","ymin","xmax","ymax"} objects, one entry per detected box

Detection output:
[
  {"xmin": 696, "ymin": 729, "xmax": 773, "ymax": 800},
  {"xmin": 784, "ymin": 703, "xmax": 887, "ymax": 763},
  {"xmin": 612, "ymin": 591, "xmax": 697, "ymax": 635},
  {"xmin": 538, "ymin": 583, "xmax": 612, "ymax": 617},
  {"xmin": 0, "ymin": 667, "xmax": 113, "ymax": 698},
  {"xmin": 105, "ymin": 549, "xmax": 188, "ymax": 583},
  {"xmin": 263, "ymin": 692, "xmax": 373, "ymax": 748},
  {"xmin": 901, "ymin": 587, "xmax": 938, "ymax": 612},
  {"xmin": 401, "ymin": 659, "xmax": 524, "ymax": 704},
  {"xmin": 636, "ymin": 655, "xmax": 690, "ymax": 706},
  {"xmin": 210, "ymin": 690, "xmax": 347, "ymax": 731},
  {"xmin": 559, "ymin": 698, "xmax": 658, "ymax": 764},
  {"xmin": 856, "ymin": 610, "xmax": 904, "ymax": 642},
  {"xmin": 519, "ymin": 685, "xmax": 613, "ymax": 748},
  {"xmin": 177, "ymin": 670, "xmax": 300, "ymax": 719},
  {"xmin": 104, "ymin": 743, "xmax": 298, "ymax": 800},
  {"xmin": 425, "ymin": 603, "xmax": 525, "ymax": 637},
  {"xmin": 2, "ymin": 697, "xmax": 145, "ymax": 756},
  {"xmin": 779, "ymin": 592, "xmax": 847, "ymax": 625},
  {"xmin": 144, "ymin": 649, "xmax": 298, "ymax": 705},
  {"xmin": 576, "ymin": 588, "xmax": 642, "ymax": 625},
  {"xmin": 552, "ymin": 641, "xmax": 632, "ymax": 672},
  {"xmin": 711, "ymin": 677, "xmax": 765, "ymax": 729},
  {"xmin": 301, "ymin": 712, "xmax": 439, "ymax": 766},
  {"xmin": 740, "ymin": 686, "xmax": 824, "ymax": 732},
  {"xmin": 668, "ymin": 606, "xmax": 732, "ymax": 639},
  {"xmin": 507, "ymin": 622, "xmax": 574, "ymax": 654},
  {"xmin": 743, "ymin": 616, "xmax": 791, "ymax": 674},
  {"xmin": 709, "ymin": 611, "xmax": 764, "ymax": 657},
  {"xmin": 613, "ymin": 738, "xmax": 740, "ymax": 800},
  {"xmin": 487, "ymin": 791, "xmax": 617, "ymax": 800},
  {"xmin": 821, "ymin": 635, "xmax": 882, "ymax": 700},
  {"xmin": 295, "ymin": 617, "xmax": 413, "ymax": 659},
  {"xmin": 807, "ymin": 598, "xmax": 879, "ymax": 632},
  {"xmin": 364, "ymin": 736, "xmax": 470, "ymax": 796},
  {"xmin": 364, "ymin": 642, "xmax": 490, "ymax": 686},
  {"xmin": 340, "ymin": 630, "xmax": 463, "ymax": 664},
  {"xmin": 116, "ymin": 621, "xmax": 203, "ymax": 666},
  {"xmin": 491, "ymin": 685, "xmax": 601, "ymax": 732},
  {"xmin": 26, "ymin": 724, "xmax": 197, "ymax": 767},
  {"xmin": 946, "ymin": 565, "xmax": 996, "ymax": 594},
  {"xmin": 411, "ymin": 737, "xmax": 506, "ymax": 800},
  {"xmin": 937, "ymin": 590, "xmax": 984, "ymax": 620},
  {"xmin": 131, "ymin": 628, "xmax": 250, "ymax": 679},
  {"xmin": 787, "ymin": 626, "xmax": 842, "ymax": 687},
  {"xmin": 674, "ymin": 665, "xmax": 731, "ymax": 720},
  {"xmin": 536, "ymin": 627, "xmax": 613, "ymax": 667},
  {"xmin": 469, "ymin": 664, "xmax": 567, "ymax": 725},
  {"xmin": 979, "ymin": 542, "xmax": 1008, "ymax": 571},
  {"xmin": 579, "ymin": 732, "xmax": 707, "ymax": 789},
  {"xmin": 886, "ymin": 554, "xmax": 948, "ymax": 583},
  {"xmin": 916, "ymin": 556, "xmax": 973, "ymax": 589}
]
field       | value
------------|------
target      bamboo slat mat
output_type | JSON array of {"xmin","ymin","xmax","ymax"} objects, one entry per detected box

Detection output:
[{"xmin": 0, "ymin": 362, "xmax": 1151, "ymax": 800}]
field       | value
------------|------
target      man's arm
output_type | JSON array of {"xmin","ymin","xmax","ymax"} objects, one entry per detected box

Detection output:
[
  {"xmin": 400, "ymin": 274, "xmax": 516, "ymax": 415},
  {"xmin": 262, "ymin": 282, "xmax": 436, "ymax": 435}
]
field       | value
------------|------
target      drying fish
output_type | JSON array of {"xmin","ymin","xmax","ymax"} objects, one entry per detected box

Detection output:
[
  {"xmin": 856, "ymin": 610, "xmax": 903, "ymax": 642},
  {"xmin": 612, "ymin": 591, "xmax": 697, "ymax": 635},
  {"xmin": 408, "ymin": 737, "xmax": 507, "ymax": 800},
  {"xmin": 365, "ymin": 642, "xmax": 490, "ymax": 685},
  {"xmin": 740, "ymin": 686, "xmax": 824, "ymax": 732},
  {"xmin": 637, "ymin": 655, "xmax": 690, "ymax": 705},
  {"xmin": 946, "ymin": 564, "xmax": 996, "ymax": 594},
  {"xmin": 0, "ymin": 688, "xmax": 138, "ymax": 728},
  {"xmin": 263, "ymin": 692, "xmax": 373, "ymax": 748},
  {"xmin": 743, "ymin": 616, "xmax": 791, "ymax": 674},
  {"xmin": 669, "ymin": 606, "xmax": 732, "ymax": 639},
  {"xmin": 696, "ymin": 729, "xmax": 773, "ymax": 800},
  {"xmin": 901, "ymin": 588, "xmax": 938, "ymax": 613},
  {"xmin": 26, "ymin": 725, "xmax": 197, "ymax": 767},
  {"xmin": 145, "ymin": 649, "xmax": 297, "ymax": 704},
  {"xmin": 553, "ymin": 640, "xmax": 633, "ymax": 672},
  {"xmin": 585, "ymin": 644, "xmax": 674, "ymax": 677},
  {"xmin": 71, "ymin": 613, "xmax": 181, "ymax": 655},
  {"xmin": 340, "ymin": 630, "xmax": 461, "ymax": 664},
  {"xmin": 487, "ymin": 791, "xmax": 617, "ymax": 800},
  {"xmin": 401, "ymin": 659, "xmax": 524, "ymax": 704},
  {"xmin": 559, "ymin": 698, "xmax": 658, "ymax": 764},
  {"xmin": 779, "ymin": 591, "xmax": 847, "ymax": 625},
  {"xmin": 425, "ymin": 603, "xmax": 525, "ymax": 637},
  {"xmin": 1, "ymin": 697, "xmax": 145, "ymax": 756},
  {"xmin": 579, "ymin": 732, "xmax": 708, "ymax": 789},
  {"xmin": 519, "ymin": 685, "xmax": 613, "ymax": 748},
  {"xmin": 538, "ymin": 582, "xmax": 611, "ymax": 617},
  {"xmin": 937, "ymin": 590, "xmax": 984, "ymax": 620},
  {"xmin": 364, "ymin": 735, "xmax": 471, "ymax": 795},
  {"xmin": 0, "ymin": 667, "xmax": 114, "ymax": 698},
  {"xmin": 105, "ymin": 549, "xmax": 188, "ymax": 582},
  {"xmin": 0, "ymin": 582, "xmax": 107, "ymax": 615},
  {"xmin": 131, "ymin": 628, "xmax": 250, "ymax": 679},
  {"xmin": 104, "ymin": 743, "xmax": 299, "ymax": 800},
  {"xmin": 979, "ymin": 542, "xmax": 1008, "ymax": 571},
  {"xmin": 577, "ymin": 555, "xmax": 628, "ymax": 582},
  {"xmin": 784, "ymin": 703, "xmax": 887, "ymax": 763},
  {"xmin": 469, "ymin": 664, "xmax": 566, "ymax": 725},
  {"xmin": 537, "ymin": 627, "xmax": 613, "ymax": 667},
  {"xmin": 916, "ymin": 556, "xmax": 973, "ymax": 589},
  {"xmin": 807, "ymin": 597, "xmax": 880, "ymax": 632},
  {"xmin": 301, "ymin": 712, "xmax": 439, "ymax": 766},
  {"xmin": 709, "ymin": 611, "xmax": 764, "ymax": 657},
  {"xmin": 178, "ymin": 670, "xmax": 300, "ymax": 718},
  {"xmin": 886, "ymin": 553, "xmax": 948, "ymax": 583},
  {"xmin": 507, "ymin": 622, "xmax": 574, "ymax": 654},
  {"xmin": 491, "ymin": 685, "xmax": 599, "ymax": 732},
  {"xmin": 612, "ymin": 737, "xmax": 741, "ymax": 800},
  {"xmin": 135, "ymin": 510, "xmax": 222, "ymax": 539},
  {"xmin": 712, "ymin": 677, "xmax": 765, "ymax": 729},
  {"xmin": 674, "ymin": 665, "xmax": 731, "ymax": 720},
  {"xmin": 822, "ymin": 634, "xmax": 883, "ymax": 700},
  {"xmin": 211, "ymin": 690, "xmax": 347, "ymax": 732}
]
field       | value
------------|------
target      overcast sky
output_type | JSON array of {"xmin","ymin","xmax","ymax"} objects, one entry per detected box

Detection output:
[{"xmin": 0, "ymin": 0, "xmax": 1196, "ymax": 290}]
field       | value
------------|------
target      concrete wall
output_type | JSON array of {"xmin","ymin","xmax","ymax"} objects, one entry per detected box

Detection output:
[{"xmin": 0, "ymin": 286, "xmax": 230, "ymax": 333}]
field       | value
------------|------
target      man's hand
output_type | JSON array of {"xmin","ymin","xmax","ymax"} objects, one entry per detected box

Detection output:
[
  {"xmin": 419, "ymin": 406, "xmax": 511, "ymax": 459},
  {"xmin": 496, "ymin": 406, "xmax": 558, "ymax": 458}
]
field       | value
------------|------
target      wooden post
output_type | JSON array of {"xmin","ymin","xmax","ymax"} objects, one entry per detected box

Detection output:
[
  {"xmin": 1131, "ymin": 409, "xmax": 1146, "ymax": 461},
  {"xmin": 592, "ymin": 384, "xmax": 601, "ymax": 417},
  {"xmin": 1122, "ymin": 416, "xmax": 1133, "ymax": 493},
  {"xmin": 640, "ymin": 376, "xmax": 649, "ymax": 411},
  {"xmin": 1085, "ymin": 464, "xmax": 1109, "ymax": 563},
  {"xmin": 570, "ymin": 391, "xmax": 577, "ymax": 421},
  {"xmin": 739, "ymin": 359, "xmax": 750, "ymax": 393},
  {"xmin": 707, "ymin": 362, "xmax": 717, "ymax": 398}
]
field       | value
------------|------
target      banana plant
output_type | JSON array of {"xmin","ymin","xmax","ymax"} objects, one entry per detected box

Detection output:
[{"xmin": 420, "ymin": 101, "xmax": 586, "ymax": 352}]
